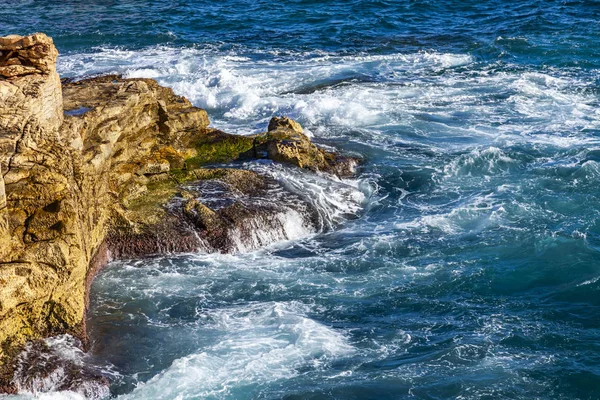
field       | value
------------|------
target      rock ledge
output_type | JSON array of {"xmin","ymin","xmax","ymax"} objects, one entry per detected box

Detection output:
[{"xmin": 0, "ymin": 33, "xmax": 359, "ymax": 393}]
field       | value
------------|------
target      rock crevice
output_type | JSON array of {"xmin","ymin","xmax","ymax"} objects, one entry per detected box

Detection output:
[{"xmin": 0, "ymin": 33, "xmax": 359, "ymax": 391}]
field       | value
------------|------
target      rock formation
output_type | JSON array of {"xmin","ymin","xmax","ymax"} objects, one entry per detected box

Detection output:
[
  {"xmin": 257, "ymin": 116, "xmax": 358, "ymax": 176},
  {"xmin": 0, "ymin": 33, "xmax": 358, "ymax": 392},
  {"xmin": 108, "ymin": 168, "xmax": 319, "ymax": 258}
]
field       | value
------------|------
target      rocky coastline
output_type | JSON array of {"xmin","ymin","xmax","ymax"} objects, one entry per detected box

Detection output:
[{"xmin": 0, "ymin": 33, "xmax": 358, "ymax": 394}]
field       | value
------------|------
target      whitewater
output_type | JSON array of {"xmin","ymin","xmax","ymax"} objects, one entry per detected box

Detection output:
[{"xmin": 3, "ymin": 0, "xmax": 600, "ymax": 399}]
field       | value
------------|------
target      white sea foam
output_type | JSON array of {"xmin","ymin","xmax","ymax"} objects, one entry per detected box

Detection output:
[
  {"xmin": 442, "ymin": 147, "xmax": 517, "ymax": 177},
  {"xmin": 6, "ymin": 335, "xmax": 111, "ymax": 400},
  {"xmin": 2, "ymin": 392, "xmax": 87, "ymax": 400},
  {"xmin": 56, "ymin": 47, "xmax": 474, "ymax": 135},
  {"xmin": 57, "ymin": 46, "xmax": 600, "ymax": 155},
  {"xmin": 228, "ymin": 207, "xmax": 315, "ymax": 253},
  {"xmin": 118, "ymin": 302, "xmax": 354, "ymax": 400},
  {"xmin": 245, "ymin": 162, "xmax": 370, "ymax": 231},
  {"xmin": 396, "ymin": 191, "xmax": 507, "ymax": 235},
  {"xmin": 43, "ymin": 43, "xmax": 600, "ymax": 400}
]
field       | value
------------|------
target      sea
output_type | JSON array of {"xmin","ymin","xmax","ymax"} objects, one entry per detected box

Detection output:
[{"xmin": 3, "ymin": 0, "xmax": 600, "ymax": 399}]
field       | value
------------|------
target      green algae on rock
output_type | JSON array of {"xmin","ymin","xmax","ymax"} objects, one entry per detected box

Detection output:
[
  {"xmin": 0, "ymin": 32, "xmax": 358, "ymax": 392},
  {"xmin": 0, "ymin": 33, "xmax": 217, "ymax": 386}
]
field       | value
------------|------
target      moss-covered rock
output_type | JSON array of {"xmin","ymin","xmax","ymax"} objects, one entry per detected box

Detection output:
[
  {"xmin": 107, "ymin": 166, "xmax": 316, "ymax": 256},
  {"xmin": 182, "ymin": 116, "xmax": 359, "ymax": 177},
  {"xmin": 186, "ymin": 129, "xmax": 255, "ymax": 168},
  {"xmin": 0, "ymin": 32, "xmax": 360, "ymax": 390}
]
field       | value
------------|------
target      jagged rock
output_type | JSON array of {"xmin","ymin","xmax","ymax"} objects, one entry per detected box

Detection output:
[
  {"xmin": 0, "ymin": 34, "xmax": 213, "ymax": 383},
  {"xmin": 109, "ymin": 168, "xmax": 317, "ymax": 257},
  {"xmin": 11, "ymin": 337, "xmax": 109, "ymax": 398},
  {"xmin": 0, "ymin": 65, "xmax": 38, "ymax": 78},
  {"xmin": 256, "ymin": 117, "xmax": 359, "ymax": 176},
  {"xmin": 0, "ymin": 33, "xmax": 58, "ymax": 77},
  {"xmin": 183, "ymin": 116, "xmax": 359, "ymax": 176},
  {"xmin": 0, "ymin": 34, "xmax": 69, "ymax": 375},
  {"xmin": 137, "ymin": 159, "xmax": 170, "ymax": 176},
  {"xmin": 0, "ymin": 32, "xmax": 359, "ymax": 390},
  {"xmin": 267, "ymin": 116, "xmax": 304, "ymax": 134},
  {"xmin": 0, "ymin": 164, "xmax": 7, "ymax": 218}
]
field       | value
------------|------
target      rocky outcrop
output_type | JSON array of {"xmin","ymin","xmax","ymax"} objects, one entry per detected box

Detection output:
[
  {"xmin": 0, "ymin": 34, "xmax": 58, "ymax": 78},
  {"xmin": 11, "ymin": 335, "xmax": 109, "ymax": 398},
  {"xmin": 0, "ymin": 33, "xmax": 358, "ymax": 391},
  {"xmin": 109, "ymin": 168, "xmax": 318, "ymax": 257},
  {"xmin": 0, "ymin": 34, "xmax": 73, "ymax": 373},
  {"xmin": 183, "ymin": 116, "xmax": 359, "ymax": 176},
  {"xmin": 257, "ymin": 116, "xmax": 358, "ymax": 176}
]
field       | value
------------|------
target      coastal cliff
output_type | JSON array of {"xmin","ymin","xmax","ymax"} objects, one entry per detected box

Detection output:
[{"xmin": 0, "ymin": 33, "xmax": 356, "ymax": 391}]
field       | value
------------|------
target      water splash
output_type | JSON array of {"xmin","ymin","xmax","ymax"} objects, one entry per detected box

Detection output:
[{"xmin": 8, "ymin": 335, "xmax": 111, "ymax": 400}]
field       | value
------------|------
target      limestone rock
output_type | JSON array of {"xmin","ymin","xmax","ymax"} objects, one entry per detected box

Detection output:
[
  {"xmin": 0, "ymin": 33, "xmax": 214, "ymax": 383},
  {"xmin": 0, "ymin": 32, "xmax": 360, "ymax": 390},
  {"xmin": 267, "ymin": 116, "xmax": 304, "ymax": 134},
  {"xmin": 0, "ymin": 33, "xmax": 58, "ymax": 77},
  {"xmin": 0, "ymin": 65, "xmax": 38, "ymax": 78},
  {"xmin": 183, "ymin": 116, "xmax": 360, "ymax": 177},
  {"xmin": 256, "ymin": 116, "xmax": 359, "ymax": 177},
  {"xmin": 0, "ymin": 35, "xmax": 23, "ymax": 47}
]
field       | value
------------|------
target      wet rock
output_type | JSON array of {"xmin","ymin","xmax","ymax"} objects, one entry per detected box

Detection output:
[
  {"xmin": 0, "ymin": 33, "xmax": 215, "ymax": 376},
  {"xmin": 11, "ymin": 337, "xmax": 109, "ymax": 399},
  {"xmin": 111, "ymin": 168, "xmax": 317, "ymax": 256},
  {"xmin": 255, "ymin": 116, "xmax": 360, "ymax": 177},
  {"xmin": 179, "ymin": 169, "xmax": 317, "ymax": 253},
  {"xmin": 180, "ymin": 116, "xmax": 359, "ymax": 177},
  {"xmin": 186, "ymin": 129, "xmax": 255, "ymax": 167},
  {"xmin": 191, "ymin": 168, "xmax": 268, "ymax": 195},
  {"xmin": 0, "ymin": 32, "xmax": 360, "ymax": 389}
]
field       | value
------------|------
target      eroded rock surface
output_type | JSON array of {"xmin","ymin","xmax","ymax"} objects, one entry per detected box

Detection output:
[
  {"xmin": 258, "ymin": 116, "xmax": 359, "ymax": 177},
  {"xmin": 185, "ymin": 116, "xmax": 360, "ymax": 176},
  {"xmin": 109, "ymin": 168, "xmax": 318, "ymax": 257},
  {"xmin": 0, "ymin": 33, "xmax": 359, "ymax": 390},
  {"xmin": 0, "ymin": 34, "xmax": 216, "ymax": 384}
]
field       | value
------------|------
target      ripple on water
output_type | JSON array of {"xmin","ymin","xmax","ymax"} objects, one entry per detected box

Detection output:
[{"xmin": 5, "ymin": 2, "xmax": 600, "ymax": 397}]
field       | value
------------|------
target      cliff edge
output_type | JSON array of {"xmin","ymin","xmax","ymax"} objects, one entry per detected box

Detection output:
[
  {"xmin": 0, "ymin": 33, "xmax": 358, "ymax": 391},
  {"xmin": 0, "ymin": 33, "xmax": 214, "ymax": 379}
]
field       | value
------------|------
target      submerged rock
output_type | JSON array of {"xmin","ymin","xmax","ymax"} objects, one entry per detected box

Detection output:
[
  {"xmin": 0, "ymin": 32, "xmax": 360, "ymax": 392},
  {"xmin": 109, "ymin": 168, "xmax": 318, "ymax": 257},
  {"xmin": 11, "ymin": 336, "xmax": 109, "ymax": 399}
]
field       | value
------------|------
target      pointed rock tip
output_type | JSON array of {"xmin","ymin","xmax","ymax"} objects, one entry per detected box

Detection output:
[{"xmin": 267, "ymin": 116, "xmax": 304, "ymax": 134}]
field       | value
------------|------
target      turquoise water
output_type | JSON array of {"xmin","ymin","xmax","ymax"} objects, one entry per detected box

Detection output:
[{"xmin": 4, "ymin": 1, "xmax": 600, "ymax": 399}]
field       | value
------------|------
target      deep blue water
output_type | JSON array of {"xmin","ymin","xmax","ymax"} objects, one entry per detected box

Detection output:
[{"xmin": 4, "ymin": 1, "xmax": 600, "ymax": 399}]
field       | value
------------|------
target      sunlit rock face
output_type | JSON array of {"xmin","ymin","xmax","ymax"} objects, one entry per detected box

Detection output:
[
  {"xmin": 0, "ymin": 33, "xmax": 356, "ymax": 392},
  {"xmin": 0, "ymin": 33, "xmax": 213, "ymax": 376}
]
